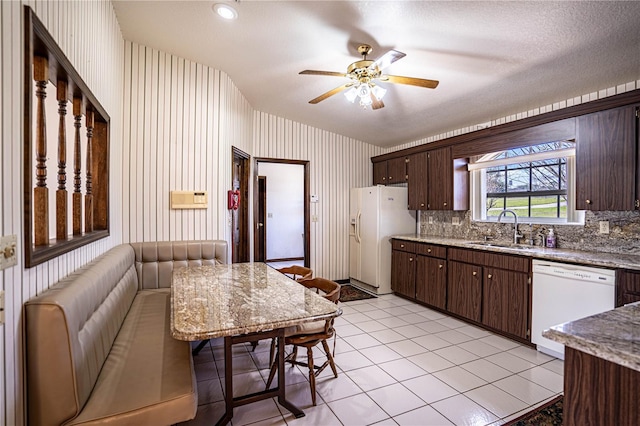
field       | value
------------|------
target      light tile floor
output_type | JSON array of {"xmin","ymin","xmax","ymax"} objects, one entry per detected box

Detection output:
[{"xmin": 179, "ymin": 293, "xmax": 563, "ymax": 426}]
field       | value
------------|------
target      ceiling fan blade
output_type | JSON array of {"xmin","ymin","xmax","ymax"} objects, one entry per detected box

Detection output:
[
  {"xmin": 383, "ymin": 75, "xmax": 439, "ymax": 89},
  {"xmin": 300, "ymin": 70, "xmax": 347, "ymax": 78},
  {"xmin": 373, "ymin": 50, "xmax": 406, "ymax": 70},
  {"xmin": 308, "ymin": 83, "xmax": 352, "ymax": 104},
  {"xmin": 370, "ymin": 94, "xmax": 385, "ymax": 110}
]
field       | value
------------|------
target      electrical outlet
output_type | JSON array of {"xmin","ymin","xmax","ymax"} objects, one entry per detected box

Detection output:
[
  {"xmin": 428, "ymin": 216, "xmax": 433, "ymax": 224},
  {"xmin": 599, "ymin": 221, "xmax": 610, "ymax": 234},
  {"xmin": 0, "ymin": 235, "xmax": 17, "ymax": 271},
  {"xmin": 312, "ymin": 215, "xmax": 319, "ymax": 223},
  {"xmin": 452, "ymin": 217, "xmax": 460, "ymax": 226}
]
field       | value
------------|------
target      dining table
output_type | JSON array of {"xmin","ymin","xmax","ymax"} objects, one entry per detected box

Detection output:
[{"xmin": 170, "ymin": 262, "xmax": 342, "ymax": 426}]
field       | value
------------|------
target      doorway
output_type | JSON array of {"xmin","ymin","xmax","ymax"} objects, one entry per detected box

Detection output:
[
  {"xmin": 231, "ymin": 147, "xmax": 250, "ymax": 263},
  {"xmin": 253, "ymin": 158, "xmax": 310, "ymax": 267}
]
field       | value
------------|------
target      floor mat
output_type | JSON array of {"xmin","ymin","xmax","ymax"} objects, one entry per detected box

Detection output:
[{"xmin": 339, "ymin": 285, "xmax": 377, "ymax": 302}]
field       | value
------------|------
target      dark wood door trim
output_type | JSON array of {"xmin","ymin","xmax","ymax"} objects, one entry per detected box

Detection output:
[
  {"xmin": 232, "ymin": 146, "xmax": 250, "ymax": 263},
  {"xmin": 253, "ymin": 157, "xmax": 310, "ymax": 268}
]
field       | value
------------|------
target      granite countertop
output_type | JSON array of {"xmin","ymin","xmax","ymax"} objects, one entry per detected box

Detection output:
[
  {"xmin": 542, "ymin": 303, "xmax": 640, "ymax": 372},
  {"xmin": 171, "ymin": 263, "xmax": 341, "ymax": 341},
  {"xmin": 392, "ymin": 234, "xmax": 640, "ymax": 271}
]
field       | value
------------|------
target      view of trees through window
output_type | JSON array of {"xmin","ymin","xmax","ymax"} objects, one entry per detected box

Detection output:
[{"xmin": 485, "ymin": 142, "xmax": 574, "ymax": 219}]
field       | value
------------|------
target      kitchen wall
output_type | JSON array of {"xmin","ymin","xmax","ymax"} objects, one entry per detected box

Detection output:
[
  {"xmin": 121, "ymin": 42, "xmax": 382, "ymax": 281},
  {"xmin": 418, "ymin": 210, "xmax": 640, "ymax": 255},
  {"xmin": 404, "ymin": 81, "xmax": 640, "ymax": 255},
  {"xmin": 0, "ymin": 1, "xmax": 124, "ymax": 424}
]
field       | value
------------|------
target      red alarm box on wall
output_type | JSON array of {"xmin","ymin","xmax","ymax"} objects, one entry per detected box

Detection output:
[{"xmin": 228, "ymin": 190, "xmax": 240, "ymax": 210}]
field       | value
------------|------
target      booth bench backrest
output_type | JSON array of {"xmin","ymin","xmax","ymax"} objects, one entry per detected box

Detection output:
[{"xmin": 130, "ymin": 240, "xmax": 228, "ymax": 289}]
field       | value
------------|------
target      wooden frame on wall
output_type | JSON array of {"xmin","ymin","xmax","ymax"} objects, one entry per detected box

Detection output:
[{"xmin": 23, "ymin": 6, "xmax": 110, "ymax": 268}]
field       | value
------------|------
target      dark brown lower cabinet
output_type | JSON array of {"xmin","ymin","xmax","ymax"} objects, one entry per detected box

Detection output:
[
  {"xmin": 447, "ymin": 260, "xmax": 482, "ymax": 322},
  {"xmin": 481, "ymin": 268, "xmax": 530, "ymax": 340},
  {"xmin": 391, "ymin": 249, "xmax": 416, "ymax": 298},
  {"xmin": 616, "ymin": 269, "xmax": 640, "ymax": 306},
  {"xmin": 416, "ymin": 256, "xmax": 447, "ymax": 309},
  {"xmin": 564, "ymin": 347, "xmax": 639, "ymax": 426}
]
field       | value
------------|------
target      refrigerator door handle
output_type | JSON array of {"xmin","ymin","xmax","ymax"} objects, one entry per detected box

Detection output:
[{"xmin": 356, "ymin": 211, "xmax": 362, "ymax": 243}]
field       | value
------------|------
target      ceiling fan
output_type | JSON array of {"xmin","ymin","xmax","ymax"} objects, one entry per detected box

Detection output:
[{"xmin": 300, "ymin": 44, "xmax": 439, "ymax": 110}]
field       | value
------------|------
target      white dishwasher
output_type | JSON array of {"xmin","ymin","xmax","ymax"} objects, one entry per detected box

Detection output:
[{"xmin": 531, "ymin": 260, "xmax": 616, "ymax": 359}]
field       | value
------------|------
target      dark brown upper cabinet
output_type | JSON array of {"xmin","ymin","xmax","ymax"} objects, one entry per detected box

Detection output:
[
  {"xmin": 576, "ymin": 105, "xmax": 639, "ymax": 211},
  {"xmin": 373, "ymin": 161, "xmax": 387, "ymax": 185},
  {"xmin": 407, "ymin": 147, "xmax": 468, "ymax": 211}
]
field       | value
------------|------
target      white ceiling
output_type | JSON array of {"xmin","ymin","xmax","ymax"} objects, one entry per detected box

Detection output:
[{"xmin": 112, "ymin": 1, "xmax": 640, "ymax": 148}]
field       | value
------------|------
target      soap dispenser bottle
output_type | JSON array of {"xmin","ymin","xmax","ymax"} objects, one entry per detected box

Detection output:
[{"xmin": 546, "ymin": 228, "xmax": 556, "ymax": 248}]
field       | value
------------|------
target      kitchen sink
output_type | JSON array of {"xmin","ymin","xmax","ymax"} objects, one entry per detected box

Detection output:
[{"xmin": 468, "ymin": 241, "xmax": 532, "ymax": 250}]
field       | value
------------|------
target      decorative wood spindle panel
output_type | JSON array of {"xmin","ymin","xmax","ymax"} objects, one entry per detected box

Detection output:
[
  {"xmin": 73, "ymin": 98, "xmax": 83, "ymax": 235},
  {"xmin": 56, "ymin": 79, "xmax": 68, "ymax": 240},
  {"xmin": 33, "ymin": 56, "xmax": 49, "ymax": 246},
  {"xmin": 85, "ymin": 110, "xmax": 94, "ymax": 233}
]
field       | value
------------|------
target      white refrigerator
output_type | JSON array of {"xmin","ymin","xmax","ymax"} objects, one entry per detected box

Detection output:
[{"xmin": 349, "ymin": 186, "xmax": 416, "ymax": 294}]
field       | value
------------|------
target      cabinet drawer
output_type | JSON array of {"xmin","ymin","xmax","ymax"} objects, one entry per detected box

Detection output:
[
  {"xmin": 392, "ymin": 239, "xmax": 417, "ymax": 253},
  {"xmin": 448, "ymin": 247, "xmax": 529, "ymax": 273},
  {"xmin": 415, "ymin": 243, "xmax": 446, "ymax": 259}
]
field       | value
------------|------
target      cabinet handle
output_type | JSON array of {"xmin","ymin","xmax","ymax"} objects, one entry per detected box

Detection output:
[
  {"xmin": 409, "ymin": 257, "xmax": 413, "ymax": 262},
  {"xmin": 472, "ymin": 271, "xmax": 477, "ymax": 276},
  {"xmin": 420, "ymin": 203, "xmax": 425, "ymax": 207},
  {"xmin": 382, "ymin": 177, "xmax": 386, "ymax": 181},
  {"xmin": 438, "ymin": 264, "xmax": 443, "ymax": 269},
  {"xmin": 400, "ymin": 244, "xmax": 405, "ymax": 248},
  {"xmin": 487, "ymin": 274, "xmax": 493, "ymax": 279},
  {"xmin": 443, "ymin": 202, "xmax": 447, "ymax": 207},
  {"xmin": 586, "ymin": 199, "xmax": 592, "ymax": 204},
  {"xmin": 389, "ymin": 176, "xmax": 393, "ymax": 180},
  {"xmin": 427, "ymin": 248, "xmax": 432, "ymax": 253}
]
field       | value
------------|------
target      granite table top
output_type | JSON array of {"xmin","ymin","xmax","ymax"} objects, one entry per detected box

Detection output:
[
  {"xmin": 543, "ymin": 303, "xmax": 640, "ymax": 372},
  {"xmin": 170, "ymin": 262, "xmax": 341, "ymax": 341},
  {"xmin": 392, "ymin": 234, "xmax": 640, "ymax": 271}
]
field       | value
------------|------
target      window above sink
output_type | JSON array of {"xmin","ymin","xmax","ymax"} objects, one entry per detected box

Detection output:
[{"xmin": 469, "ymin": 141, "xmax": 585, "ymax": 225}]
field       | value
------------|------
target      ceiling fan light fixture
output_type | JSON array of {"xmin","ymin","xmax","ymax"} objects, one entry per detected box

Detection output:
[
  {"xmin": 344, "ymin": 86, "xmax": 358, "ymax": 103},
  {"xmin": 371, "ymin": 84, "xmax": 387, "ymax": 101},
  {"xmin": 213, "ymin": 3, "xmax": 238, "ymax": 20},
  {"xmin": 357, "ymin": 83, "xmax": 371, "ymax": 99}
]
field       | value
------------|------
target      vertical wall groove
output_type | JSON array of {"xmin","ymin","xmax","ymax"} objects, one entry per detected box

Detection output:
[{"xmin": 0, "ymin": 1, "xmax": 123, "ymax": 425}]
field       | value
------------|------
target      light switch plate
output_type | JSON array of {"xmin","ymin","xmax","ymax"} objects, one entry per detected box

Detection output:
[{"xmin": 0, "ymin": 235, "xmax": 17, "ymax": 271}]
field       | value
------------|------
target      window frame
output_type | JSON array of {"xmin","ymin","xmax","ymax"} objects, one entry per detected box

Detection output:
[{"xmin": 470, "ymin": 144, "xmax": 584, "ymax": 225}]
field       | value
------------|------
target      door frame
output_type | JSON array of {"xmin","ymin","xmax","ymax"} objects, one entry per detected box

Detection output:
[
  {"xmin": 253, "ymin": 157, "xmax": 310, "ymax": 267},
  {"xmin": 256, "ymin": 176, "xmax": 267, "ymax": 262},
  {"xmin": 232, "ymin": 146, "xmax": 250, "ymax": 263}
]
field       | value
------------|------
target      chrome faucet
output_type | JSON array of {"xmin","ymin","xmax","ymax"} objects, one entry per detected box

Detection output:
[{"xmin": 497, "ymin": 209, "xmax": 523, "ymax": 244}]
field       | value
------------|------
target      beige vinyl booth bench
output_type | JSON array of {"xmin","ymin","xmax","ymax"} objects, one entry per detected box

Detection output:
[{"xmin": 25, "ymin": 240, "xmax": 228, "ymax": 426}]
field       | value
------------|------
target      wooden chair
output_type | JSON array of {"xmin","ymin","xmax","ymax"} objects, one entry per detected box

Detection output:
[
  {"xmin": 277, "ymin": 265, "xmax": 312, "ymax": 281},
  {"xmin": 265, "ymin": 277, "xmax": 341, "ymax": 406}
]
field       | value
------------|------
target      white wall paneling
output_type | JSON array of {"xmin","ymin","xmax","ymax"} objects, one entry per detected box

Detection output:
[
  {"xmin": 121, "ymin": 42, "xmax": 253, "ymax": 249},
  {"xmin": 0, "ymin": 1, "xmax": 124, "ymax": 425},
  {"xmin": 252, "ymin": 112, "xmax": 382, "ymax": 280}
]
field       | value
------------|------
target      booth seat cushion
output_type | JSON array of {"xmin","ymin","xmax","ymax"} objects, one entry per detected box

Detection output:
[
  {"xmin": 131, "ymin": 240, "xmax": 228, "ymax": 289},
  {"xmin": 67, "ymin": 289, "xmax": 196, "ymax": 425}
]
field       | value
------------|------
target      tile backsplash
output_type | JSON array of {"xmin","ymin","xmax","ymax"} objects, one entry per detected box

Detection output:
[{"xmin": 418, "ymin": 210, "xmax": 640, "ymax": 255}]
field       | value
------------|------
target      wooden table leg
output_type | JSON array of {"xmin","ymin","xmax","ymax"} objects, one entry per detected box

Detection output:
[{"xmin": 215, "ymin": 336, "xmax": 234, "ymax": 426}]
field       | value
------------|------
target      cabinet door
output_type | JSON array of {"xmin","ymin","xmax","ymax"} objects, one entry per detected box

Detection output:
[
  {"xmin": 387, "ymin": 157, "xmax": 407, "ymax": 184},
  {"xmin": 616, "ymin": 270, "xmax": 640, "ymax": 307},
  {"xmin": 373, "ymin": 161, "xmax": 387, "ymax": 185},
  {"xmin": 427, "ymin": 147, "xmax": 453, "ymax": 210},
  {"xmin": 447, "ymin": 260, "xmax": 482, "ymax": 322},
  {"xmin": 407, "ymin": 152, "xmax": 429, "ymax": 210},
  {"xmin": 576, "ymin": 105, "xmax": 637, "ymax": 211},
  {"xmin": 482, "ymin": 268, "xmax": 530, "ymax": 340},
  {"xmin": 416, "ymin": 256, "xmax": 447, "ymax": 309},
  {"xmin": 391, "ymin": 249, "xmax": 416, "ymax": 298}
]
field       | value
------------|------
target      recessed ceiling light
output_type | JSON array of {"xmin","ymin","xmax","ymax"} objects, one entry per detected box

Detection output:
[{"xmin": 213, "ymin": 3, "xmax": 238, "ymax": 20}]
